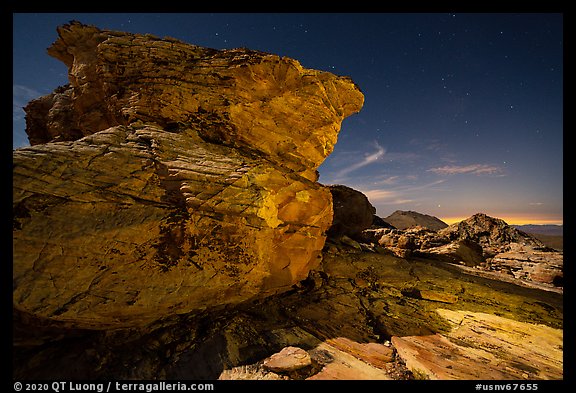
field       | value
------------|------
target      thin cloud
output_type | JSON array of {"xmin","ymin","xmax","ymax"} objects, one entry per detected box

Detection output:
[
  {"xmin": 402, "ymin": 179, "xmax": 447, "ymax": 191},
  {"xmin": 359, "ymin": 179, "xmax": 447, "ymax": 204},
  {"xmin": 363, "ymin": 189, "xmax": 396, "ymax": 201},
  {"xmin": 363, "ymin": 189, "xmax": 414, "ymax": 204},
  {"xmin": 13, "ymin": 84, "xmax": 42, "ymax": 121},
  {"xmin": 427, "ymin": 164, "xmax": 504, "ymax": 176},
  {"xmin": 335, "ymin": 141, "xmax": 386, "ymax": 177}
]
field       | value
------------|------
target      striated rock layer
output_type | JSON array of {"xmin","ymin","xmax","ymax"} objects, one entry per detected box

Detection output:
[
  {"xmin": 13, "ymin": 22, "xmax": 364, "ymax": 329},
  {"xmin": 13, "ymin": 232, "xmax": 563, "ymax": 380}
]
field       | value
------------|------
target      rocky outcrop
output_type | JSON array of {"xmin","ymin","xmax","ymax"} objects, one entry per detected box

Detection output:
[
  {"xmin": 437, "ymin": 214, "xmax": 563, "ymax": 288},
  {"xmin": 361, "ymin": 226, "xmax": 451, "ymax": 259},
  {"xmin": 383, "ymin": 210, "xmax": 448, "ymax": 231},
  {"xmin": 25, "ymin": 22, "xmax": 364, "ymax": 181},
  {"xmin": 488, "ymin": 243, "xmax": 563, "ymax": 287},
  {"xmin": 13, "ymin": 22, "xmax": 364, "ymax": 329},
  {"xmin": 360, "ymin": 212, "xmax": 562, "ymax": 289},
  {"xmin": 438, "ymin": 213, "xmax": 542, "ymax": 256},
  {"xmin": 326, "ymin": 184, "xmax": 376, "ymax": 239}
]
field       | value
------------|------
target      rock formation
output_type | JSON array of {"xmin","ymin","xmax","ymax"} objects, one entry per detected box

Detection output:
[
  {"xmin": 14, "ymin": 205, "xmax": 564, "ymax": 382},
  {"xmin": 15, "ymin": 240, "xmax": 563, "ymax": 380},
  {"xmin": 437, "ymin": 213, "xmax": 563, "ymax": 288},
  {"xmin": 438, "ymin": 213, "xmax": 542, "ymax": 256},
  {"xmin": 326, "ymin": 184, "xmax": 376, "ymax": 239},
  {"xmin": 382, "ymin": 210, "xmax": 448, "ymax": 231},
  {"xmin": 13, "ymin": 22, "xmax": 364, "ymax": 329},
  {"xmin": 392, "ymin": 309, "xmax": 563, "ymax": 380},
  {"xmin": 360, "ymin": 212, "xmax": 563, "ymax": 289},
  {"xmin": 13, "ymin": 22, "xmax": 563, "ymax": 382}
]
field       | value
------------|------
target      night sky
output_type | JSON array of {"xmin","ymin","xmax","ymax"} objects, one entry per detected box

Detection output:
[{"xmin": 12, "ymin": 13, "xmax": 563, "ymax": 225}]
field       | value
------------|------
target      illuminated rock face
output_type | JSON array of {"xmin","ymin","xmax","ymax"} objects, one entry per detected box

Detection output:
[{"xmin": 13, "ymin": 22, "xmax": 364, "ymax": 329}]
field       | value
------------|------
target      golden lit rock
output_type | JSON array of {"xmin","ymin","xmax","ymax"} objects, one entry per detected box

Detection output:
[{"xmin": 13, "ymin": 22, "xmax": 363, "ymax": 329}]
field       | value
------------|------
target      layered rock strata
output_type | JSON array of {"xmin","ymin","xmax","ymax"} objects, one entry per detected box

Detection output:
[
  {"xmin": 13, "ymin": 238, "xmax": 563, "ymax": 380},
  {"xmin": 13, "ymin": 22, "xmax": 364, "ymax": 329},
  {"xmin": 393, "ymin": 309, "xmax": 563, "ymax": 380}
]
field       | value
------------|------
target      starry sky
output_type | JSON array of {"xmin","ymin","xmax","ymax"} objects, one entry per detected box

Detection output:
[{"xmin": 12, "ymin": 13, "xmax": 563, "ymax": 225}]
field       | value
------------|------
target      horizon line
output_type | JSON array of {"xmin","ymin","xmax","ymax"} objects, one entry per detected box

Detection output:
[{"xmin": 439, "ymin": 215, "xmax": 563, "ymax": 226}]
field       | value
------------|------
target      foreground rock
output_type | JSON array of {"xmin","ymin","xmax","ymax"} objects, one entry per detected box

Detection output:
[
  {"xmin": 393, "ymin": 309, "xmax": 563, "ymax": 380},
  {"xmin": 262, "ymin": 346, "xmax": 312, "ymax": 373},
  {"xmin": 13, "ymin": 243, "xmax": 562, "ymax": 380},
  {"xmin": 219, "ymin": 339, "xmax": 395, "ymax": 380},
  {"xmin": 13, "ymin": 22, "xmax": 363, "ymax": 329}
]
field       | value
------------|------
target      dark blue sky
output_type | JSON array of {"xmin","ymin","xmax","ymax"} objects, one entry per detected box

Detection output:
[{"xmin": 12, "ymin": 13, "xmax": 563, "ymax": 224}]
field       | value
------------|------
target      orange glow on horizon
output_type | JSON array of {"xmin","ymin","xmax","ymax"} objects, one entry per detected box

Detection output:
[{"xmin": 440, "ymin": 215, "xmax": 563, "ymax": 226}]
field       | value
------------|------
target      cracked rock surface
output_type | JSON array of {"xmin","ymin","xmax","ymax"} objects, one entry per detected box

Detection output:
[
  {"xmin": 13, "ymin": 245, "xmax": 562, "ymax": 380},
  {"xmin": 13, "ymin": 21, "xmax": 363, "ymax": 329}
]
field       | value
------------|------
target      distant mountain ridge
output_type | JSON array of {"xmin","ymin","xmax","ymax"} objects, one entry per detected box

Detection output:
[
  {"xmin": 513, "ymin": 224, "xmax": 563, "ymax": 237},
  {"xmin": 383, "ymin": 210, "xmax": 448, "ymax": 231},
  {"xmin": 513, "ymin": 225, "xmax": 563, "ymax": 250}
]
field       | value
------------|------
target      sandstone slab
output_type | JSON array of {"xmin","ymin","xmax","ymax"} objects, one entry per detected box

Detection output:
[
  {"xmin": 489, "ymin": 243, "xmax": 563, "ymax": 288},
  {"xmin": 306, "ymin": 341, "xmax": 391, "ymax": 380},
  {"xmin": 393, "ymin": 309, "xmax": 563, "ymax": 380},
  {"xmin": 262, "ymin": 346, "xmax": 312, "ymax": 373},
  {"xmin": 324, "ymin": 337, "xmax": 394, "ymax": 369}
]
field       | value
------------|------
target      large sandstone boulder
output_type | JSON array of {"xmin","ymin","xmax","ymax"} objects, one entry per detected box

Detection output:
[{"xmin": 13, "ymin": 22, "xmax": 364, "ymax": 329}]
